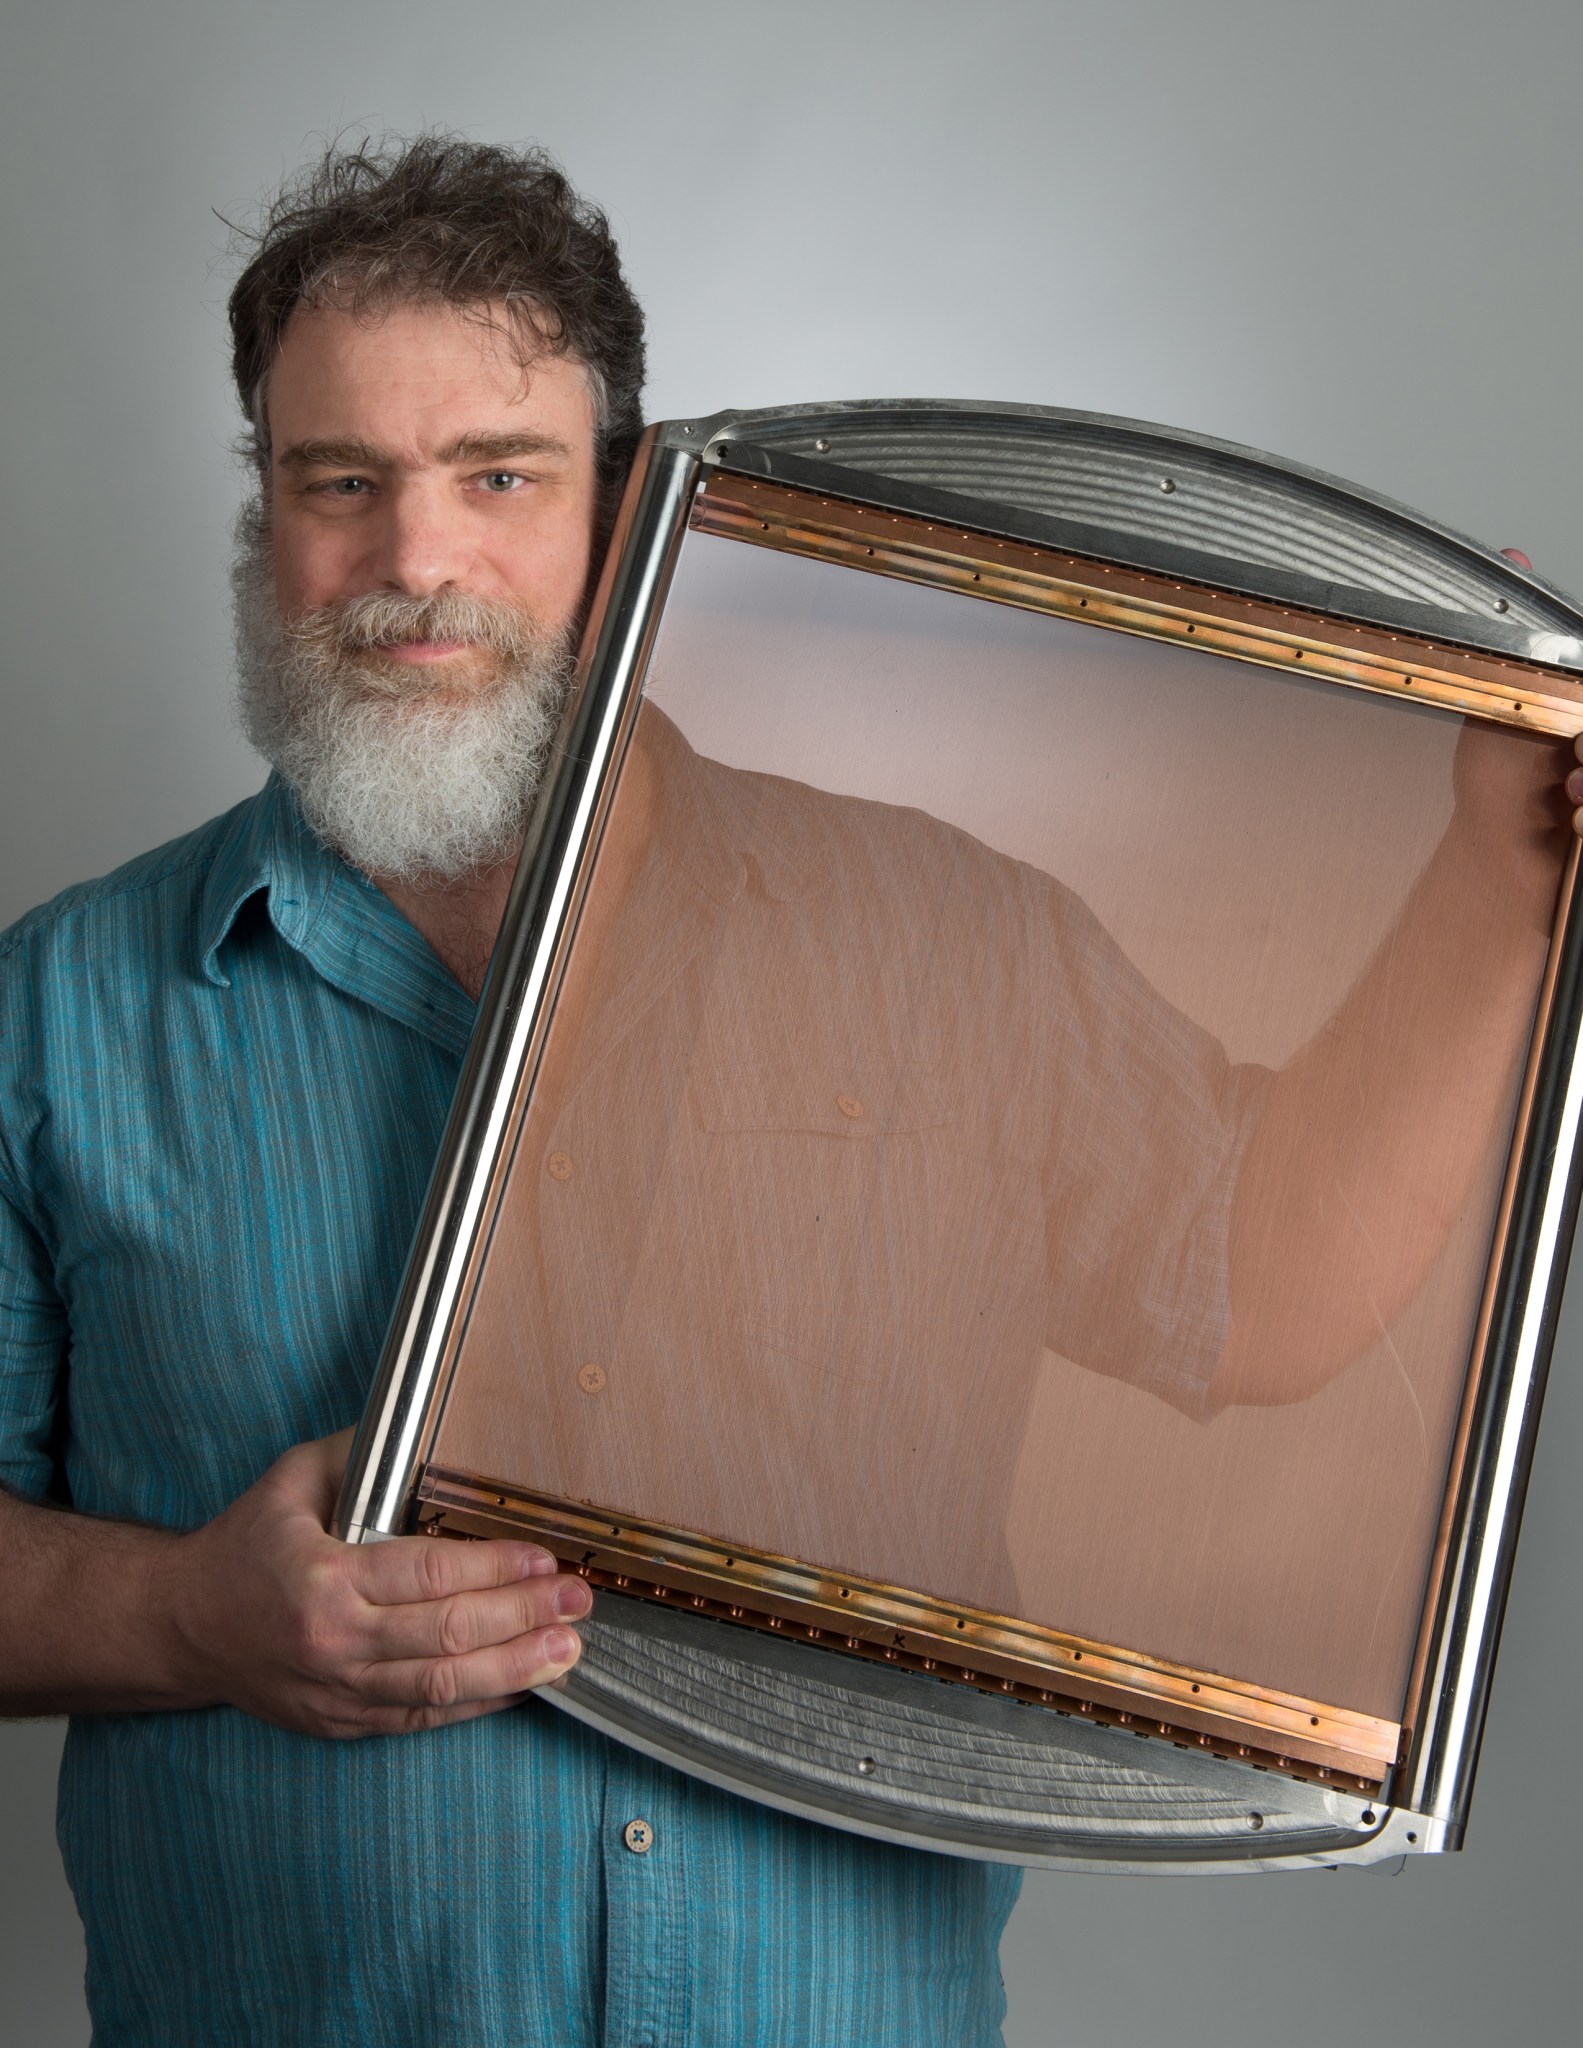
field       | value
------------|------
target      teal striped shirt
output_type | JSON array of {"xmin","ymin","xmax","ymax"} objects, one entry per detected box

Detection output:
[{"xmin": 0, "ymin": 776, "xmax": 1017, "ymax": 2046}]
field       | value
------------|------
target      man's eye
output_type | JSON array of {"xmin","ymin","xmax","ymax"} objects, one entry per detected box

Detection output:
[
  {"xmin": 319, "ymin": 476, "xmax": 371, "ymax": 496},
  {"xmin": 478, "ymin": 471, "xmax": 526, "ymax": 493}
]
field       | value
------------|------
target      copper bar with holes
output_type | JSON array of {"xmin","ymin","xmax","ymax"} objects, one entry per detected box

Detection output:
[
  {"xmin": 692, "ymin": 471, "xmax": 1583, "ymax": 736},
  {"xmin": 417, "ymin": 1468, "xmax": 1396, "ymax": 1787}
]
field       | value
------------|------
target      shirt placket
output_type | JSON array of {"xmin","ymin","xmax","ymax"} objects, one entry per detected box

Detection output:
[{"xmin": 598, "ymin": 1747, "xmax": 691, "ymax": 2048}]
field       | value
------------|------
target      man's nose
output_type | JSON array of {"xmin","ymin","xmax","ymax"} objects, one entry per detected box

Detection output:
[{"xmin": 372, "ymin": 481, "xmax": 477, "ymax": 597}]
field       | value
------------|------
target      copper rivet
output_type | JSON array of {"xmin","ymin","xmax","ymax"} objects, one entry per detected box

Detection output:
[
  {"xmin": 577, "ymin": 1362, "xmax": 607, "ymax": 1395},
  {"xmin": 547, "ymin": 1152, "xmax": 573, "ymax": 1181},
  {"xmin": 836, "ymin": 1093, "xmax": 865, "ymax": 1119}
]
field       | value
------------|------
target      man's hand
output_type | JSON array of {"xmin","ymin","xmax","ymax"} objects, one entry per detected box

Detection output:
[{"xmin": 151, "ymin": 1430, "xmax": 589, "ymax": 1738}]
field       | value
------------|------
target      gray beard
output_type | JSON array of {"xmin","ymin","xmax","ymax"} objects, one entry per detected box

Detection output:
[{"xmin": 230, "ymin": 503, "xmax": 575, "ymax": 885}]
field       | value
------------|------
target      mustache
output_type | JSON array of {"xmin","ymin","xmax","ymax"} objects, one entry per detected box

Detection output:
[{"xmin": 282, "ymin": 588, "xmax": 562, "ymax": 692}]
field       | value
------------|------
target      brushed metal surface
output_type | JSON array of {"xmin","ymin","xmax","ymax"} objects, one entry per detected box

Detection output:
[
  {"xmin": 550, "ymin": 1596, "xmax": 1407, "ymax": 1872},
  {"xmin": 670, "ymin": 400, "xmax": 1583, "ymax": 649}
]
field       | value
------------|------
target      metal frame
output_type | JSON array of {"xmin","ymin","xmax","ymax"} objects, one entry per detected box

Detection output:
[{"xmin": 339, "ymin": 401, "xmax": 1583, "ymax": 1869}]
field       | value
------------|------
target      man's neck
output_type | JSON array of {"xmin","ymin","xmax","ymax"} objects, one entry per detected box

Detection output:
[{"xmin": 374, "ymin": 860, "xmax": 520, "ymax": 1001}]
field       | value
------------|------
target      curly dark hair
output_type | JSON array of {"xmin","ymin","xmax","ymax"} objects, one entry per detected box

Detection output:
[{"xmin": 227, "ymin": 133, "xmax": 646, "ymax": 520}]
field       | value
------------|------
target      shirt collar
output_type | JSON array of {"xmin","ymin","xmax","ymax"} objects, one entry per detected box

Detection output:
[
  {"xmin": 643, "ymin": 706, "xmax": 828, "ymax": 905},
  {"xmin": 197, "ymin": 775, "xmax": 476, "ymax": 1057}
]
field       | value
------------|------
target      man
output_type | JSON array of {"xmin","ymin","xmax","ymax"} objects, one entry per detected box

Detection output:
[
  {"xmin": 0, "ymin": 137, "xmax": 1019, "ymax": 2045},
  {"xmin": 0, "ymin": 131, "xmax": 1573, "ymax": 2046}
]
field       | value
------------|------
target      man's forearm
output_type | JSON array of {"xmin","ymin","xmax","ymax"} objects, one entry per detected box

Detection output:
[
  {"xmin": 0, "ymin": 1488, "xmax": 202, "ymax": 1715},
  {"xmin": 1, "ymin": 1434, "xmax": 588, "ymax": 1736},
  {"xmin": 1214, "ymin": 727, "xmax": 1564, "ymax": 1408}
]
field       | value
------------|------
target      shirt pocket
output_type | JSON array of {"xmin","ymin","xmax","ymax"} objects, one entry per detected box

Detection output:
[{"xmin": 690, "ymin": 1059, "xmax": 958, "ymax": 1389}]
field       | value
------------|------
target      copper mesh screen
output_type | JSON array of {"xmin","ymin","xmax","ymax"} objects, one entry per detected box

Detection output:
[{"xmin": 430, "ymin": 531, "xmax": 1568, "ymax": 1722}]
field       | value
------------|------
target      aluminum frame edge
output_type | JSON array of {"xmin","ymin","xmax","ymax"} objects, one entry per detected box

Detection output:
[
  {"xmin": 335, "ymin": 431, "xmax": 701, "ymax": 1543},
  {"xmin": 1401, "ymin": 838, "xmax": 1583, "ymax": 1826},
  {"xmin": 544, "ymin": 1669, "xmax": 1450, "ymax": 1874}
]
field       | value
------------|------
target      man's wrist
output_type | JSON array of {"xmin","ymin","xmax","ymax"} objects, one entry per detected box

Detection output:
[{"xmin": 138, "ymin": 1524, "xmax": 223, "ymax": 1712}]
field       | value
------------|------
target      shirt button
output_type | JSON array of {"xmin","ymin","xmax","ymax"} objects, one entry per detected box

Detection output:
[
  {"xmin": 547, "ymin": 1152, "xmax": 574, "ymax": 1181},
  {"xmin": 577, "ymin": 1362, "xmax": 608, "ymax": 1395},
  {"xmin": 622, "ymin": 1817, "xmax": 654, "ymax": 1854},
  {"xmin": 836, "ymin": 1094, "xmax": 864, "ymax": 1120}
]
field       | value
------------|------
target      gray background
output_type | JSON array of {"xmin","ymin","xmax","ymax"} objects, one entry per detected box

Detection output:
[{"xmin": 2, "ymin": 1, "xmax": 1581, "ymax": 2040}]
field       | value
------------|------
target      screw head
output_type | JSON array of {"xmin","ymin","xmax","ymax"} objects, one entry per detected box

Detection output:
[
  {"xmin": 1159, "ymin": 477, "xmax": 1177, "ymax": 493},
  {"xmin": 1248, "ymin": 1812, "xmax": 1265, "ymax": 1831},
  {"xmin": 856, "ymin": 1756, "xmax": 877, "ymax": 1776},
  {"xmin": 814, "ymin": 436, "xmax": 832, "ymax": 453},
  {"xmin": 1493, "ymin": 596, "xmax": 1510, "ymax": 613}
]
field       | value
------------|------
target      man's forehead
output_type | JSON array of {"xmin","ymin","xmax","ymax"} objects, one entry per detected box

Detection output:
[{"xmin": 268, "ymin": 297, "xmax": 595, "ymax": 459}]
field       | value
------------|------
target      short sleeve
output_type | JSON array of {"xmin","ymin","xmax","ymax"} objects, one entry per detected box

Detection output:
[
  {"xmin": 1033, "ymin": 872, "xmax": 1270, "ymax": 1420},
  {"xmin": 0, "ymin": 1174, "xmax": 67, "ymax": 1499}
]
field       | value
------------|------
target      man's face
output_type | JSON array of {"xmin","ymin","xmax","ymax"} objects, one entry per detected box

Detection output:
[
  {"xmin": 267, "ymin": 297, "xmax": 600, "ymax": 675},
  {"xmin": 235, "ymin": 299, "xmax": 603, "ymax": 886}
]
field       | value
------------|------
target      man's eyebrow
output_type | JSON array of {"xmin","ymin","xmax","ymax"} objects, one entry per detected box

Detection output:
[
  {"xmin": 276, "ymin": 437, "xmax": 392, "ymax": 473},
  {"xmin": 277, "ymin": 431, "xmax": 575, "ymax": 474},
  {"xmin": 436, "ymin": 430, "xmax": 575, "ymax": 464}
]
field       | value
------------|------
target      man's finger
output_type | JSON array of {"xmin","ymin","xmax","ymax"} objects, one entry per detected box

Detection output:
[
  {"xmin": 351, "ymin": 1530, "xmax": 562, "ymax": 1606},
  {"xmin": 358, "ymin": 1574, "xmax": 591, "ymax": 1660},
  {"xmin": 359, "ymin": 1624, "xmax": 583, "ymax": 1707}
]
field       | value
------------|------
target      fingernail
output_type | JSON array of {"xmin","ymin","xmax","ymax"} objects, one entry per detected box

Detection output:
[
  {"xmin": 520, "ymin": 1547, "xmax": 558, "ymax": 1576},
  {"xmin": 544, "ymin": 1626, "xmax": 581, "ymax": 1665},
  {"xmin": 555, "ymin": 1579, "xmax": 593, "ymax": 1618}
]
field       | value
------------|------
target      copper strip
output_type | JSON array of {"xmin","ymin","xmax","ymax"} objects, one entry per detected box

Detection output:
[
  {"xmin": 417, "ymin": 1466, "xmax": 1398, "ymax": 1786},
  {"xmin": 693, "ymin": 473, "xmax": 1583, "ymax": 739}
]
